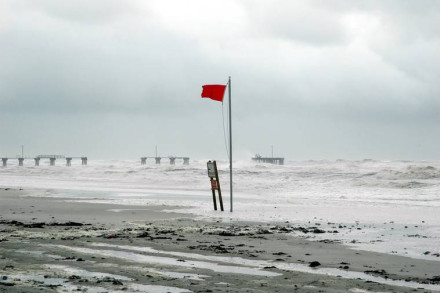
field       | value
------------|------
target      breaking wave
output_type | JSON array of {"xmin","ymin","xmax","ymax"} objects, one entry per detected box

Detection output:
[{"xmin": 375, "ymin": 165, "xmax": 440, "ymax": 180}]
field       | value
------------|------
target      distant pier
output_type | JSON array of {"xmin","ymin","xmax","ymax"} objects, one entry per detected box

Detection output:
[
  {"xmin": 252, "ymin": 154, "xmax": 284, "ymax": 165},
  {"xmin": 1, "ymin": 155, "xmax": 88, "ymax": 167},
  {"xmin": 141, "ymin": 156, "xmax": 190, "ymax": 165}
]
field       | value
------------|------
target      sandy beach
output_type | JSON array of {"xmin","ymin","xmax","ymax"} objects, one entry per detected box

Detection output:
[{"xmin": 1, "ymin": 188, "xmax": 439, "ymax": 292}]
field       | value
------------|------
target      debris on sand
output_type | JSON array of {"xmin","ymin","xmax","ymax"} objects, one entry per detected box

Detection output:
[{"xmin": 309, "ymin": 261, "xmax": 321, "ymax": 268}]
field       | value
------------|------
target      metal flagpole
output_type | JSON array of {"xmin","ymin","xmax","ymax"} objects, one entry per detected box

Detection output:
[{"xmin": 228, "ymin": 76, "xmax": 233, "ymax": 212}]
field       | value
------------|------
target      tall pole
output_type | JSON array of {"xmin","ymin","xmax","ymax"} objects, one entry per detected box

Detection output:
[
  {"xmin": 228, "ymin": 76, "xmax": 233, "ymax": 212},
  {"xmin": 21, "ymin": 145, "xmax": 24, "ymax": 158}
]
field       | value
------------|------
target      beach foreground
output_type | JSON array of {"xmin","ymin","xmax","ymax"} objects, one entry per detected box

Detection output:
[{"xmin": 1, "ymin": 189, "xmax": 439, "ymax": 293}]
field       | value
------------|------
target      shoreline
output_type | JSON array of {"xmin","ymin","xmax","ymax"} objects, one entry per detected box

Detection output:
[{"xmin": 1, "ymin": 188, "xmax": 440, "ymax": 292}]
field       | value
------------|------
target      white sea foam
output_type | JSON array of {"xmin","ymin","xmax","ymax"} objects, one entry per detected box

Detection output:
[{"xmin": 1, "ymin": 159, "xmax": 439, "ymax": 260}]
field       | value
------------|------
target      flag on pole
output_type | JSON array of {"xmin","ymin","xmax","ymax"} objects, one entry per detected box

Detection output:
[
  {"xmin": 200, "ymin": 78, "xmax": 233, "ymax": 212},
  {"xmin": 201, "ymin": 85, "xmax": 226, "ymax": 102}
]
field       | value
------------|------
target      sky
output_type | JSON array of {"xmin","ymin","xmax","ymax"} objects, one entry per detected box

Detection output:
[{"xmin": 0, "ymin": 0, "xmax": 439, "ymax": 161}]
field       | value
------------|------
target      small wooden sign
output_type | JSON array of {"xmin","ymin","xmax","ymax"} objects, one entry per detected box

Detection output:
[{"xmin": 207, "ymin": 160, "xmax": 224, "ymax": 211}]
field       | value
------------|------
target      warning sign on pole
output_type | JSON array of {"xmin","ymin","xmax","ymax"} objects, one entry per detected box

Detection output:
[{"xmin": 206, "ymin": 160, "xmax": 224, "ymax": 211}]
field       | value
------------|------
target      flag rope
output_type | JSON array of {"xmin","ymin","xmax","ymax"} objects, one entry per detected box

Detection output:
[{"xmin": 221, "ymin": 101, "xmax": 230, "ymax": 159}]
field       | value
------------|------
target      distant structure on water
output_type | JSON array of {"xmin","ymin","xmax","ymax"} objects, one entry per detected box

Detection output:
[
  {"xmin": 141, "ymin": 156, "xmax": 189, "ymax": 165},
  {"xmin": 252, "ymin": 154, "xmax": 284, "ymax": 165},
  {"xmin": 141, "ymin": 145, "xmax": 189, "ymax": 165},
  {"xmin": 2, "ymin": 155, "xmax": 88, "ymax": 167}
]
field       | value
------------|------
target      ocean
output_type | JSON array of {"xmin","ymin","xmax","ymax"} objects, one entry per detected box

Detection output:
[{"xmin": 1, "ymin": 158, "xmax": 439, "ymax": 261}]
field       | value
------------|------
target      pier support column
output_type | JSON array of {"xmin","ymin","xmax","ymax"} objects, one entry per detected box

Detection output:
[
  {"xmin": 81, "ymin": 157, "xmax": 87, "ymax": 165},
  {"xmin": 155, "ymin": 157, "xmax": 161, "ymax": 165},
  {"xmin": 141, "ymin": 157, "xmax": 146, "ymax": 165},
  {"xmin": 183, "ymin": 158, "xmax": 189, "ymax": 165},
  {"xmin": 66, "ymin": 158, "xmax": 72, "ymax": 166},
  {"xmin": 2, "ymin": 158, "xmax": 7, "ymax": 167},
  {"xmin": 50, "ymin": 158, "xmax": 56, "ymax": 166},
  {"xmin": 170, "ymin": 157, "xmax": 176, "ymax": 165},
  {"xmin": 34, "ymin": 158, "xmax": 40, "ymax": 166},
  {"xmin": 18, "ymin": 158, "xmax": 24, "ymax": 166}
]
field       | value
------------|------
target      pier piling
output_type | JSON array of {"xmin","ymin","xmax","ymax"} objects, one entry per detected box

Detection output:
[
  {"xmin": 66, "ymin": 158, "xmax": 72, "ymax": 166},
  {"xmin": 1, "ymin": 155, "xmax": 87, "ymax": 167},
  {"xmin": 140, "ymin": 156, "xmax": 189, "ymax": 165}
]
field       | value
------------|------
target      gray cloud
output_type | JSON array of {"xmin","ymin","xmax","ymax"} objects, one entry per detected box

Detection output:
[
  {"xmin": 0, "ymin": 0, "xmax": 439, "ymax": 160},
  {"xmin": 245, "ymin": 0, "xmax": 347, "ymax": 45}
]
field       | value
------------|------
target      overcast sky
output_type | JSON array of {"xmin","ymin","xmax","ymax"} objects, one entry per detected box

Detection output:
[{"xmin": 1, "ymin": 0, "xmax": 439, "ymax": 161}]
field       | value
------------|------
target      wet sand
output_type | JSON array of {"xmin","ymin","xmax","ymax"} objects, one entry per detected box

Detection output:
[{"xmin": 1, "ymin": 188, "xmax": 440, "ymax": 292}]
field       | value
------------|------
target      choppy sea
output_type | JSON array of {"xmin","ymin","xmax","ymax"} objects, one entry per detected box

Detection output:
[{"xmin": 1, "ymin": 158, "xmax": 439, "ymax": 261}]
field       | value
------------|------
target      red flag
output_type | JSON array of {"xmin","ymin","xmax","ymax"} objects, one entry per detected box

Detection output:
[{"xmin": 201, "ymin": 84, "xmax": 226, "ymax": 102}]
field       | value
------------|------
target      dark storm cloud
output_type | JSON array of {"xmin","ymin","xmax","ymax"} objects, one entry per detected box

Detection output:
[
  {"xmin": 0, "ymin": 12, "xmax": 206, "ymax": 115},
  {"xmin": 0, "ymin": 0, "xmax": 439, "ymax": 159}
]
